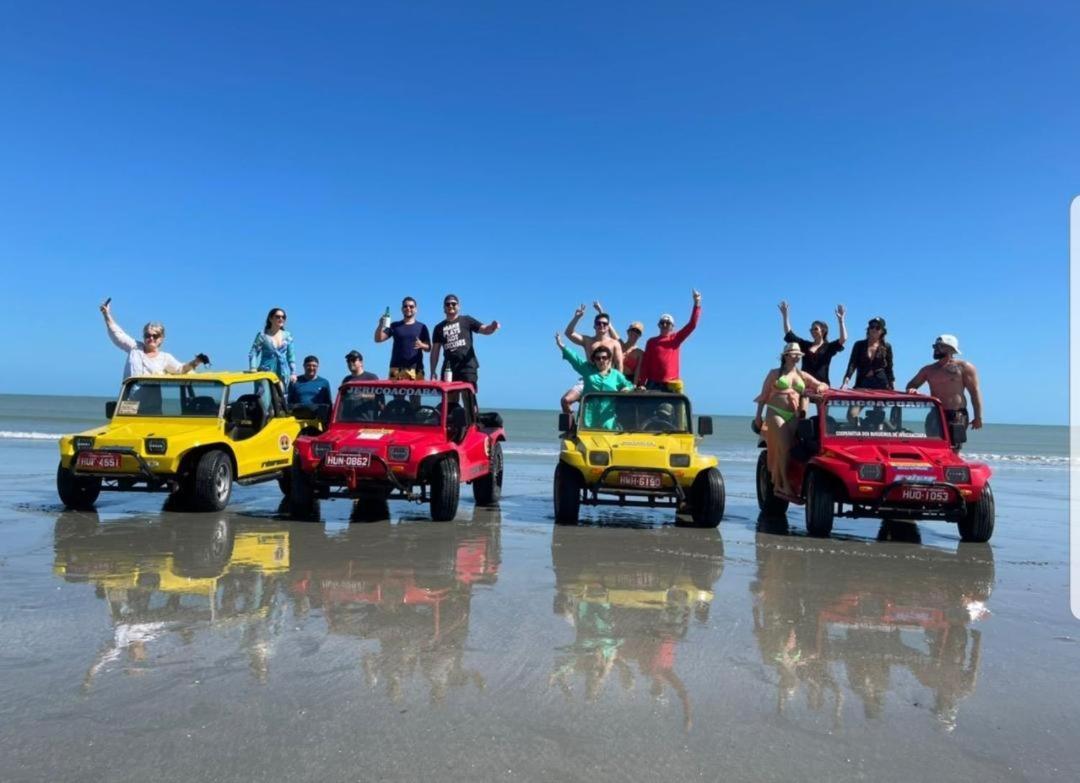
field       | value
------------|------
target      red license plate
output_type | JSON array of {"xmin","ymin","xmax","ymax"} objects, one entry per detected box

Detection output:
[
  {"xmin": 618, "ymin": 472, "xmax": 662, "ymax": 489},
  {"xmin": 325, "ymin": 453, "xmax": 371, "ymax": 469},
  {"xmin": 76, "ymin": 451, "xmax": 122, "ymax": 470},
  {"xmin": 892, "ymin": 485, "xmax": 953, "ymax": 504}
]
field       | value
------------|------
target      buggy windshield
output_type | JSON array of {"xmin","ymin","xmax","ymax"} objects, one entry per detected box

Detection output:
[
  {"xmin": 336, "ymin": 384, "xmax": 444, "ymax": 426},
  {"xmin": 579, "ymin": 394, "xmax": 691, "ymax": 433},
  {"xmin": 824, "ymin": 399, "xmax": 945, "ymax": 439},
  {"xmin": 118, "ymin": 380, "xmax": 226, "ymax": 417}
]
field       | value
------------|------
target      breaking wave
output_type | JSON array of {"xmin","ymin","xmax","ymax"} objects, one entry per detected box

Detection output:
[{"xmin": 0, "ymin": 431, "xmax": 62, "ymax": 441}]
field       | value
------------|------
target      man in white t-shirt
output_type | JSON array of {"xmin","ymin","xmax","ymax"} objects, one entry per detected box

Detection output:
[{"xmin": 101, "ymin": 300, "xmax": 207, "ymax": 380}]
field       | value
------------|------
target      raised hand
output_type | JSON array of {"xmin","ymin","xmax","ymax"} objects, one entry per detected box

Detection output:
[
  {"xmin": 554, "ymin": 331, "xmax": 564, "ymax": 348},
  {"xmin": 574, "ymin": 304, "xmax": 586, "ymax": 318},
  {"xmin": 778, "ymin": 300, "xmax": 789, "ymax": 316},
  {"xmin": 835, "ymin": 303, "xmax": 846, "ymax": 319},
  {"xmin": 692, "ymin": 289, "xmax": 701, "ymax": 303},
  {"xmin": 592, "ymin": 300, "xmax": 603, "ymax": 313},
  {"xmin": 490, "ymin": 320, "xmax": 501, "ymax": 332}
]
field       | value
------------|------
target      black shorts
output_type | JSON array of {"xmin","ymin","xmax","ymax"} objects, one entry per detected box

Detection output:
[{"xmin": 944, "ymin": 409, "xmax": 969, "ymax": 426}]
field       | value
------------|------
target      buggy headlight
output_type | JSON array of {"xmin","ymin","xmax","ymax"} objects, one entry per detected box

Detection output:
[
  {"xmin": 669, "ymin": 454, "xmax": 691, "ymax": 468},
  {"xmin": 312, "ymin": 442, "xmax": 332, "ymax": 458},
  {"xmin": 145, "ymin": 438, "xmax": 168, "ymax": 455},
  {"xmin": 944, "ymin": 466, "xmax": 970, "ymax": 484},
  {"xmin": 388, "ymin": 446, "xmax": 411, "ymax": 462},
  {"xmin": 74, "ymin": 436, "xmax": 94, "ymax": 451},
  {"xmin": 858, "ymin": 463, "xmax": 884, "ymax": 481},
  {"xmin": 589, "ymin": 451, "xmax": 610, "ymax": 466}
]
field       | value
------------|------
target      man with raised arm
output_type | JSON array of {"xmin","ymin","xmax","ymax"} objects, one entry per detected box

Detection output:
[
  {"xmin": 430, "ymin": 293, "xmax": 500, "ymax": 392},
  {"xmin": 636, "ymin": 289, "xmax": 702, "ymax": 392}
]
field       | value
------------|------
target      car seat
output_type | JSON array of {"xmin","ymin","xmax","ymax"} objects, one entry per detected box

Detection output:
[
  {"xmin": 227, "ymin": 395, "xmax": 265, "ymax": 440},
  {"xmin": 189, "ymin": 396, "xmax": 220, "ymax": 415},
  {"xmin": 381, "ymin": 397, "xmax": 414, "ymax": 424},
  {"xmin": 447, "ymin": 404, "xmax": 468, "ymax": 443}
]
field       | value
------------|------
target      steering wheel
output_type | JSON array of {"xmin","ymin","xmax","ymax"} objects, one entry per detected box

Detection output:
[
  {"xmin": 415, "ymin": 405, "xmax": 441, "ymax": 423},
  {"xmin": 641, "ymin": 418, "xmax": 676, "ymax": 433}
]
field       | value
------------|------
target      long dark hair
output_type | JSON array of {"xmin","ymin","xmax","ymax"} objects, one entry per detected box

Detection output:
[
  {"xmin": 811, "ymin": 319, "xmax": 829, "ymax": 339},
  {"xmin": 264, "ymin": 307, "xmax": 286, "ymax": 332}
]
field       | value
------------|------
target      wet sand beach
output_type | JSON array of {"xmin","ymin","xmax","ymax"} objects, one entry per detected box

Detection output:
[{"xmin": 0, "ymin": 418, "xmax": 1076, "ymax": 782}]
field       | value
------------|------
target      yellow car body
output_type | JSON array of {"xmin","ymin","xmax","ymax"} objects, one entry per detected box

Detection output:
[
  {"xmin": 553, "ymin": 391, "xmax": 725, "ymax": 527},
  {"xmin": 57, "ymin": 371, "xmax": 323, "ymax": 511}
]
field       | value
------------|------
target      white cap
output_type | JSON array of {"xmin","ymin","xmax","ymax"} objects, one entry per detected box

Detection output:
[
  {"xmin": 934, "ymin": 334, "xmax": 961, "ymax": 355},
  {"xmin": 659, "ymin": 313, "xmax": 675, "ymax": 325}
]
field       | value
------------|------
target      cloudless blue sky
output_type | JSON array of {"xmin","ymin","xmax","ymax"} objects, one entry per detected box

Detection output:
[{"xmin": 3, "ymin": 1, "xmax": 1077, "ymax": 423}]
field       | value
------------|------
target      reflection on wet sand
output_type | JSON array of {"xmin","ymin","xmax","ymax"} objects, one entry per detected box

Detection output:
[
  {"xmin": 54, "ymin": 511, "xmax": 292, "ymax": 687},
  {"xmin": 290, "ymin": 506, "xmax": 501, "ymax": 704},
  {"xmin": 751, "ymin": 522, "xmax": 994, "ymax": 731},
  {"xmin": 549, "ymin": 526, "xmax": 724, "ymax": 730},
  {"xmin": 52, "ymin": 505, "xmax": 501, "ymax": 702}
]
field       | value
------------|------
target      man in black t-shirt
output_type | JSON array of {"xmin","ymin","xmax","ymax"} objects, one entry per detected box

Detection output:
[{"xmin": 430, "ymin": 294, "xmax": 500, "ymax": 392}]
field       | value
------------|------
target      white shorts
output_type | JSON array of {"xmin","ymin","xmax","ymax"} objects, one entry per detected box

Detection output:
[{"xmin": 564, "ymin": 379, "xmax": 585, "ymax": 397}]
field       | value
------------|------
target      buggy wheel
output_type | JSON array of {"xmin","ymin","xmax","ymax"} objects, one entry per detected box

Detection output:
[
  {"xmin": 472, "ymin": 441, "xmax": 503, "ymax": 507},
  {"xmin": 958, "ymin": 483, "xmax": 995, "ymax": 543},
  {"xmin": 288, "ymin": 459, "xmax": 318, "ymax": 521},
  {"xmin": 56, "ymin": 463, "xmax": 101, "ymax": 510},
  {"xmin": 192, "ymin": 450, "xmax": 233, "ymax": 512},
  {"xmin": 277, "ymin": 469, "xmax": 292, "ymax": 497},
  {"xmin": 804, "ymin": 470, "xmax": 835, "ymax": 538},
  {"xmin": 553, "ymin": 461, "xmax": 582, "ymax": 525},
  {"xmin": 756, "ymin": 450, "xmax": 789, "ymax": 515},
  {"xmin": 430, "ymin": 457, "xmax": 461, "ymax": 522},
  {"xmin": 682, "ymin": 468, "xmax": 725, "ymax": 528}
]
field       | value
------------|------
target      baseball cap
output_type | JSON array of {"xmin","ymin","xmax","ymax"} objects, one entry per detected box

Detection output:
[
  {"xmin": 628, "ymin": 321, "xmax": 645, "ymax": 334},
  {"xmin": 934, "ymin": 334, "xmax": 961, "ymax": 354},
  {"xmin": 868, "ymin": 317, "xmax": 887, "ymax": 329},
  {"xmin": 345, "ymin": 350, "xmax": 363, "ymax": 361},
  {"xmin": 659, "ymin": 313, "xmax": 675, "ymax": 325}
]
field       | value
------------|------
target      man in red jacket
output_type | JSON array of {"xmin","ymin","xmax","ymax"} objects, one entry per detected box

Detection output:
[{"xmin": 635, "ymin": 289, "xmax": 702, "ymax": 392}]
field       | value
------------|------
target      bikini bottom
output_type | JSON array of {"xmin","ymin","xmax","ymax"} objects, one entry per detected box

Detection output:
[{"xmin": 766, "ymin": 404, "xmax": 796, "ymax": 423}]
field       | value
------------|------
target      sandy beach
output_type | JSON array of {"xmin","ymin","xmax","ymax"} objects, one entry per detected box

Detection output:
[{"xmin": 0, "ymin": 401, "xmax": 1075, "ymax": 783}]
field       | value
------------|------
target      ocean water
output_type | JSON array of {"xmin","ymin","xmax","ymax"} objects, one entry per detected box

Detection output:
[{"xmin": 1, "ymin": 393, "xmax": 1067, "ymax": 470}]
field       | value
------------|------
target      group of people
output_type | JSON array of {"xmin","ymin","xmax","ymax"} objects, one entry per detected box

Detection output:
[
  {"xmin": 100, "ymin": 295, "xmax": 501, "ymax": 407},
  {"xmin": 555, "ymin": 289, "xmax": 703, "ymax": 421},
  {"xmin": 756, "ymin": 301, "xmax": 985, "ymax": 495}
]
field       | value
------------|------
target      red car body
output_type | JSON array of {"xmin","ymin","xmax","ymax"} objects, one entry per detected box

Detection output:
[
  {"xmin": 757, "ymin": 389, "xmax": 995, "ymax": 541},
  {"xmin": 290, "ymin": 380, "xmax": 506, "ymax": 521}
]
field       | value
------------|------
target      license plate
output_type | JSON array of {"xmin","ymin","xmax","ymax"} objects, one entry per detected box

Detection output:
[
  {"xmin": 324, "ymin": 453, "xmax": 371, "ymax": 469},
  {"xmin": 76, "ymin": 451, "xmax": 122, "ymax": 470},
  {"xmin": 892, "ymin": 486, "xmax": 952, "ymax": 504},
  {"xmin": 618, "ymin": 472, "xmax": 662, "ymax": 489}
]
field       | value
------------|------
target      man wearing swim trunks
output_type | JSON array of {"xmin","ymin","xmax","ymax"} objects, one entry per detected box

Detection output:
[
  {"xmin": 560, "ymin": 304, "xmax": 624, "ymax": 414},
  {"xmin": 905, "ymin": 334, "xmax": 983, "ymax": 450},
  {"xmin": 374, "ymin": 296, "xmax": 430, "ymax": 379}
]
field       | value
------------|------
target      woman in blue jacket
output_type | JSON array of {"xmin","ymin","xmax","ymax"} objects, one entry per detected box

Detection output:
[{"xmin": 249, "ymin": 307, "xmax": 297, "ymax": 389}]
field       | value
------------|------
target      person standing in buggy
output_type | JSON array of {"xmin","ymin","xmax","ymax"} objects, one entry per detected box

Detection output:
[
  {"xmin": 777, "ymin": 300, "xmax": 848, "ymax": 385},
  {"xmin": 841, "ymin": 316, "xmax": 894, "ymax": 390},
  {"xmin": 248, "ymin": 307, "xmax": 297, "ymax": 390}
]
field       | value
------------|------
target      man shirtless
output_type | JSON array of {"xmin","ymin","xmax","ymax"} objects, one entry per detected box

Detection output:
[
  {"xmin": 560, "ymin": 304, "xmax": 624, "ymax": 414},
  {"xmin": 905, "ymin": 335, "xmax": 983, "ymax": 441}
]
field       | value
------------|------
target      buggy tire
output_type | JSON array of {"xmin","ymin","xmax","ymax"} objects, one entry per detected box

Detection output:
[
  {"xmin": 472, "ymin": 441, "xmax": 503, "ymax": 507},
  {"xmin": 756, "ymin": 450, "xmax": 789, "ymax": 515},
  {"xmin": 430, "ymin": 456, "xmax": 461, "ymax": 522},
  {"xmin": 684, "ymin": 468, "xmax": 725, "ymax": 528},
  {"xmin": 277, "ymin": 470, "xmax": 292, "ymax": 497},
  {"xmin": 192, "ymin": 450, "xmax": 233, "ymax": 512},
  {"xmin": 56, "ymin": 463, "xmax": 101, "ymax": 510},
  {"xmin": 288, "ymin": 459, "xmax": 318, "ymax": 521},
  {"xmin": 805, "ymin": 470, "xmax": 835, "ymax": 538},
  {"xmin": 958, "ymin": 483, "xmax": 995, "ymax": 543},
  {"xmin": 553, "ymin": 462, "xmax": 582, "ymax": 525}
]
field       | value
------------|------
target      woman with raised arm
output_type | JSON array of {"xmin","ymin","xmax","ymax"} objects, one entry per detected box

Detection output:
[
  {"xmin": 754, "ymin": 343, "xmax": 828, "ymax": 495},
  {"xmin": 778, "ymin": 301, "xmax": 848, "ymax": 385},
  {"xmin": 555, "ymin": 332, "xmax": 633, "ymax": 430},
  {"xmin": 248, "ymin": 307, "xmax": 297, "ymax": 389},
  {"xmin": 100, "ymin": 300, "xmax": 207, "ymax": 380},
  {"xmin": 841, "ymin": 316, "xmax": 894, "ymax": 390}
]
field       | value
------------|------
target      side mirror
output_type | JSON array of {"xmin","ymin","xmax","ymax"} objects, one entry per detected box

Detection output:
[
  {"xmin": 105, "ymin": 401, "xmax": 116, "ymax": 419},
  {"xmin": 478, "ymin": 411, "xmax": 503, "ymax": 429},
  {"xmin": 797, "ymin": 417, "xmax": 818, "ymax": 443},
  {"xmin": 698, "ymin": 416, "xmax": 714, "ymax": 436},
  {"xmin": 949, "ymin": 422, "xmax": 967, "ymax": 447},
  {"xmin": 558, "ymin": 413, "xmax": 573, "ymax": 433}
]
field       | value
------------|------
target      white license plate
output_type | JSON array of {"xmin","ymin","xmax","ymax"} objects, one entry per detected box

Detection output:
[
  {"xmin": 325, "ymin": 453, "xmax": 371, "ymax": 469},
  {"xmin": 618, "ymin": 472, "xmax": 662, "ymax": 489},
  {"xmin": 76, "ymin": 451, "xmax": 122, "ymax": 470},
  {"xmin": 895, "ymin": 486, "xmax": 952, "ymax": 504}
]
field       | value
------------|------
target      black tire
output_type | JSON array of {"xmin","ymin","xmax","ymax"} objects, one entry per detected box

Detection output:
[
  {"xmin": 804, "ymin": 470, "xmax": 835, "ymax": 538},
  {"xmin": 472, "ymin": 441, "xmax": 503, "ymax": 507},
  {"xmin": 756, "ymin": 450, "xmax": 789, "ymax": 515},
  {"xmin": 289, "ymin": 459, "xmax": 318, "ymax": 521},
  {"xmin": 553, "ymin": 461, "xmax": 582, "ymax": 525},
  {"xmin": 56, "ymin": 463, "xmax": 101, "ymax": 510},
  {"xmin": 684, "ymin": 468, "xmax": 725, "ymax": 528},
  {"xmin": 192, "ymin": 450, "xmax": 233, "ymax": 512},
  {"xmin": 277, "ymin": 470, "xmax": 292, "ymax": 497},
  {"xmin": 430, "ymin": 456, "xmax": 461, "ymax": 522},
  {"xmin": 958, "ymin": 483, "xmax": 995, "ymax": 543}
]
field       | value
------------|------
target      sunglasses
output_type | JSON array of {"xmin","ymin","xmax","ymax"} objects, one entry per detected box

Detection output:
[
  {"xmin": 144, "ymin": 333, "xmax": 162, "ymax": 340},
  {"xmin": 403, "ymin": 304, "xmax": 416, "ymax": 309},
  {"xmin": 444, "ymin": 301, "xmax": 459, "ymax": 307},
  {"xmin": 659, "ymin": 321, "xmax": 673, "ymax": 327},
  {"xmin": 592, "ymin": 353, "xmax": 612, "ymax": 361},
  {"xmin": 273, "ymin": 313, "xmax": 286, "ymax": 319},
  {"xmin": 595, "ymin": 321, "xmax": 609, "ymax": 327}
]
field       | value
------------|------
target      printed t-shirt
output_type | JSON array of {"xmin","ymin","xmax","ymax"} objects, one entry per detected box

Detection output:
[{"xmin": 433, "ymin": 316, "xmax": 482, "ymax": 373}]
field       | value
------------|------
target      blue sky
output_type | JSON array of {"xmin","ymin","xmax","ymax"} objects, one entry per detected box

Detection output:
[{"xmin": 2, "ymin": 1, "xmax": 1076, "ymax": 423}]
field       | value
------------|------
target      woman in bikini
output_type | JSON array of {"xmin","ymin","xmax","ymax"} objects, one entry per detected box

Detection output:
[
  {"xmin": 778, "ymin": 300, "xmax": 848, "ymax": 384},
  {"xmin": 248, "ymin": 307, "xmax": 297, "ymax": 390},
  {"xmin": 754, "ymin": 343, "xmax": 828, "ymax": 495}
]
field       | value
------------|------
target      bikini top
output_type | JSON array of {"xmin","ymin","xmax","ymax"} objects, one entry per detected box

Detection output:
[{"xmin": 775, "ymin": 375, "xmax": 805, "ymax": 393}]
